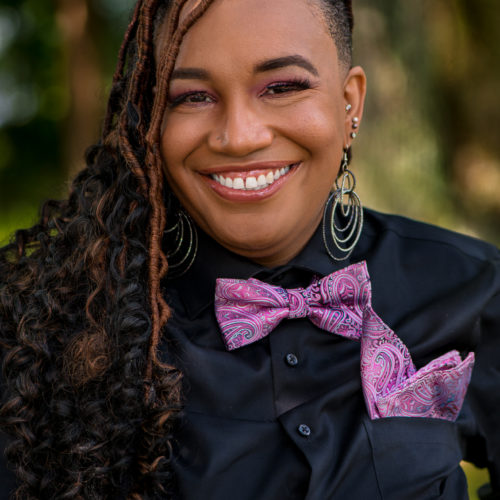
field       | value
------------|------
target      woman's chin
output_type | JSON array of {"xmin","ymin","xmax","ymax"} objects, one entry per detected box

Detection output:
[
  {"xmin": 203, "ymin": 223, "xmax": 283, "ymax": 260},
  {"xmin": 200, "ymin": 218, "xmax": 312, "ymax": 267}
]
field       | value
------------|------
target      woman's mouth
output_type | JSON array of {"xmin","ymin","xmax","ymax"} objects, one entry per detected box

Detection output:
[
  {"xmin": 210, "ymin": 164, "xmax": 292, "ymax": 190},
  {"xmin": 203, "ymin": 162, "xmax": 300, "ymax": 202}
]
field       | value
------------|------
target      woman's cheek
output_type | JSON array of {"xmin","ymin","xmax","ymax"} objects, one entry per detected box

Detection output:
[
  {"xmin": 287, "ymin": 108, "xmax": 340, "ymax": 151},
  {"xmin": 161, "ymin": 120, "xmax": 200, "ymax": 166}
]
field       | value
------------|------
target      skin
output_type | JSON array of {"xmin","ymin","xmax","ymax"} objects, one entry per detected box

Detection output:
[{"xmin": 159, "ymin": 0, "xmax": 366, "ymax": 267}]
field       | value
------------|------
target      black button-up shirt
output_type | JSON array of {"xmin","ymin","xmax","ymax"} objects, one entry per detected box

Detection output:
[
  {"xmin": 163, "ymin": 209, "xmax": 500, "ymax": 500},
  {"xmin": 1, "ymin": 209, "xmax": 499, "ymax": 499}
]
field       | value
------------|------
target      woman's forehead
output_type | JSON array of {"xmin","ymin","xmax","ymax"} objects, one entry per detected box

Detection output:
[
  {"xmin": 177, "ymin": 0, "xmax": 320, "ymax": 22},
  {"xmin": 159, "ymin": 0, "xmax": 334, "ymax": 68},
  {"xmin": 158, "ymin": 0, "xmax": 329, "ymax": 42}
]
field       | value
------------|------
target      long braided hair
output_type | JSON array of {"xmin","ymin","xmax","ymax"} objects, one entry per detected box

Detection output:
[
  {"xmin": 0, "ymin": 1, "xmax": 215, "ymax": 498},
  {"xmin": 0, "ymin": 0, "xmax": 353, "ymax": 498}
]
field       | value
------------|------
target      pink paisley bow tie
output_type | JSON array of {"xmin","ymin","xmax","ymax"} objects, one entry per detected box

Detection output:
[
  {"xmin": 215, "ymin": 262, "xmax": 369, "ymax": 350},
  {"xmin": 215, "ymin": 261, "xmax": 474, "ymax": 421}
]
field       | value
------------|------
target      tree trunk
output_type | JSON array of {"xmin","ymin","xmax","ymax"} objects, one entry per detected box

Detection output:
[{"xmin": 56, "ymin": 0, "xmax": 102, "ymax": 177}]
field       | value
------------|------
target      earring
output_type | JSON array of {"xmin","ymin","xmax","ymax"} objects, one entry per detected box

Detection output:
[
  {"xmin": 345, "ymin": 103, "xmax": 352, "ymax": 112},
  {"xmin": 350, "ymin": 117, "xmax": 359, "ymax": 139},
  {"xmin": 164, "ymin": 205, "xmax": 198, "ymax": 278},
  {"xmin": 322, "ymin": 149, "xmax": 364, "ymax": 261}
]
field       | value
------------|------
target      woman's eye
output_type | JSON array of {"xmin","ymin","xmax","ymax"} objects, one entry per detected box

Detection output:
[
  {"xmin": 263, "ymin": 79, "xmax": 312, "ymax": 96},
  {"xmin": 169, "ymin": 92, "xmax": 215, "ymax": 107}
]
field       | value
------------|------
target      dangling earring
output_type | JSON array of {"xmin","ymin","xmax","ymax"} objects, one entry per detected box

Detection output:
[
  {"xmin": 322, "ymin": 148, "xmax": 364, "ymax": 261},
  {"xmin": 163, "ymin": 201, "xmax": 198, "ymax": 278}
]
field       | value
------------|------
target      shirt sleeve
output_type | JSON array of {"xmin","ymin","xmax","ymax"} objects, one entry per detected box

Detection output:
[
  {"xmin": 0, "ymin": 430, "xmax": 17, "ymax": 499},
  {"xmin": 463, "ymin": 254, "xmax": 500, "ymax": 495},
  {"xmin": 0, "ymin": 349, "xmax": 18, "ymax": 496}
]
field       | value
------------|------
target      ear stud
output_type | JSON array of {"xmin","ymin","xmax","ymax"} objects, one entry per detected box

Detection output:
[
  {"xmin": 350, "ymin": 116, "xmax": 360, "ymax": 139},
  {"xmin": 346, "ymin": 105, "xmax": 360, "ymax": 139}
]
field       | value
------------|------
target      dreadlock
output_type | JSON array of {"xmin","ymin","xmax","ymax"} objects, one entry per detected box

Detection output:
[
  {"xmin": 0, "ymin": 0, "xmax": 354, "ymax": 497},
  {"xmin": 0, "ymin": 1, "xmax": 215, "ymax": 498}
]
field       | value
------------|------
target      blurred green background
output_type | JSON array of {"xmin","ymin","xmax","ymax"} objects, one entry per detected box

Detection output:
[
  {"xmin": 354, "ymin": 1, "xmax": 500, "ymax": 250},
  {"xmin": 0, "ymin": 1, "xmax": 498, "ymax": 497}
]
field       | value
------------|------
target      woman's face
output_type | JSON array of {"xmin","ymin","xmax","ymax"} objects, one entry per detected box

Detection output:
[{"xmin": 160, "ymin": 0, "xmax": 366, "ymax": 267}]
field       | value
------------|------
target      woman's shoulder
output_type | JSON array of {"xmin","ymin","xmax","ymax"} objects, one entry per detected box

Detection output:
[{"xmin": 364, "ymin": 207, "xmax": 500, "ymax": 265}]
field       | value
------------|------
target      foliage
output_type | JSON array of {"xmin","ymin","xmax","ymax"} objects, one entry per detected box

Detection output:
[
  {"xmin": 354, "ymin": 0, "xmax": 500, "ymax": 245},
  {"xmin": 0, "ymin": 0, "xmax": 135, "ymax": 244}
]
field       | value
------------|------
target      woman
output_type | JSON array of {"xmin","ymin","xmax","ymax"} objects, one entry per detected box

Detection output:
[{"xmin": 1, "ymin": 0, "xmax": 499, "ymax": 498}]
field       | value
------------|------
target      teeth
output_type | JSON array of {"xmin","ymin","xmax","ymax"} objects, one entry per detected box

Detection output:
[
  {"xmin": 233, "ymin": 177, "xmax": 245, "ymax": 190},
  {"xmin": 245, "ymin": 176, "xmax": 258, "ymax": 189},
  {"xmin": 211, "ymin": 163, "xmax": 296, "ymax": 190}
]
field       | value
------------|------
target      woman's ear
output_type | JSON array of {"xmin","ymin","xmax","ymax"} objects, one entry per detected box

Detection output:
[{"xmin": 343, "ymin": 66, "xmax": 367, "ymax": 148}]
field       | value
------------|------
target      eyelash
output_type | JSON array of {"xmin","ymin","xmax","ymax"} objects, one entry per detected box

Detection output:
[
  {"xmin": 261, "ymin": 78, "xmax": 313, "ymax": 96},
  {"xmin": 168, "ymin": 92, "xmax": 215, "ymax": 108},
  {"xmin": 168, "ymin": 77, "xmax": 313, "ymax": 108}
]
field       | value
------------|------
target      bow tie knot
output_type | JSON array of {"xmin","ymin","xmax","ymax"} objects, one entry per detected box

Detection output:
[{"xmin": 287, "ymin": 286, "xmax": 316, "ymax": 319}]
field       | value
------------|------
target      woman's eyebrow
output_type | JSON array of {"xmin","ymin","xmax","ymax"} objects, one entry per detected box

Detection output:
[
  {"xmin": 170, "ymin": 67, "xmax": 210, "ymax": 80},
  {"xmin": 170, "ymin": 55, "xmax": 319, "ymax": 81},
  {"xmin": 254, "ymin": 55, "xmax": 319, "ymax": 76}
]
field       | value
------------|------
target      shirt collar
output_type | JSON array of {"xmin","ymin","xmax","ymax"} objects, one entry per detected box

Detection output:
[{"xmin": 165, "ymin": 218, "xmax": 370, "ymax": 318}]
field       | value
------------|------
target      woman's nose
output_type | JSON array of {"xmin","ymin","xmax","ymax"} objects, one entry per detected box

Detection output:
[{"xmin": 208, "ymin": 98, "xmax": 273, "ymax": 156}]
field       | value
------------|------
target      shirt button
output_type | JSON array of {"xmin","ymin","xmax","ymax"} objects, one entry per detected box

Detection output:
[
  {"xmin": 298, "ymin": 424, "xmax": 311, "ymax": 437},
  {"xmin": 285, "ymin": 353, "xmax": 299, "ymax": 367}
]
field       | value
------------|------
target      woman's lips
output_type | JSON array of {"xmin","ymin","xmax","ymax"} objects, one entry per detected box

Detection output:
[
  {"xmin": 202, "ymin": 162, "xmax": 300, "ymax": 202},
  {"xmin": 212, "ymin": 164, "xmax": 292, "ymax": 189}
]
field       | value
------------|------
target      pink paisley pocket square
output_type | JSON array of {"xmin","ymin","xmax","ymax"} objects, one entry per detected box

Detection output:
[{"xmin": 360, "ymin": 301, "xmax": 475, "ymax": 421}]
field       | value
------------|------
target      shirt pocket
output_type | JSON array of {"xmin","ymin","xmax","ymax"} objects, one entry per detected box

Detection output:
[{"xmin": 363, "ymin": 416, "xmax": 468, "ymax": 500}]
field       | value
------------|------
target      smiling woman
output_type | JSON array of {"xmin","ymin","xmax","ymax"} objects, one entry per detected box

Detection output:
[
  {"xmin": 0, "ymin": 1, "xmax": 499, "ymax": 499},
  {"xmin": 160, "ymin": 0, "xmax": 365, "ymax": 265}
]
